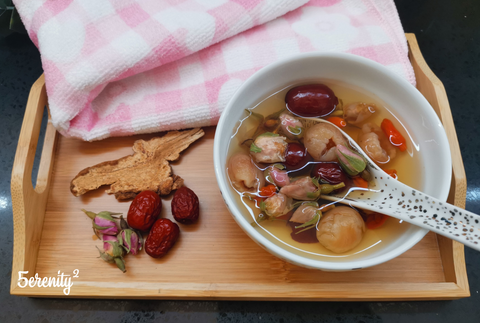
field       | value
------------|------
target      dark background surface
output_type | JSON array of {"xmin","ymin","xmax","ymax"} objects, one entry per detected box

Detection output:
[{"xmin": 1, "ymin": 1, "xmax": 479, "ymax": 322}]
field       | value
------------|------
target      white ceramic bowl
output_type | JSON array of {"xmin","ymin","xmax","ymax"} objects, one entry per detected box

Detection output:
[{"xmin": 213, "ymin": 53, "xmax": 452, "ymax": 271}]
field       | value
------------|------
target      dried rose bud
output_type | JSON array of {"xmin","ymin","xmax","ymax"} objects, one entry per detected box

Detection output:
[
  {"xmin": 265, "ymin": 164, "xmax": 290, "ymax": 188},
  {"xmin": 119, "ymin": 215, "xmax": 129, "ymax": 230},
  {"xmin": 279, "ymin": 177, "xmax": 319, "ymax": 200},
  {"xmin": 279, "ymin": 113, "xmax": 303, "ymax": 139},
  {"xmin": 82, "ymin": 209, "xmax": 121, "ymax": 236},
  {"xmin": 250, "ymin": 132, "xmax": 288, "ymax": 164},
  {"xmin": 290, "ymin": 202, "xmax": 319, "ymax": 224},
  {"xmin": 335, "ymin": 144, "xmax": 367, "ymax": 176},
  {"xmin": 280, "ymin": 177, "xmax": 345, "ymax": 200},
  {"xmin": 96, "ymin": 235, "xmax": 126, "ymax": 273},
  {"xmin": 102, "ymin": 235, "xmax": 123, "ymax": 257},
  {"xmin": 261, "ymin": 193, "xmax": 293, "ymax": 217},
  {"xmin": 119, "ymin": 229, "xmax": 142, "ymax": 255}
]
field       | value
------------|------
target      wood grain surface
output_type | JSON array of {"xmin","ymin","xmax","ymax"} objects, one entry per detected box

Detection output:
[{"xmin": 10, "ymin": 34, "xmax": 470, "ymax": 300}]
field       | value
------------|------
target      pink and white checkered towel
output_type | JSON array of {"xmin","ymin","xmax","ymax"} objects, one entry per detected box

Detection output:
[{"xmin": 14, "ymin": 0, "xmax": 415, "ymax": 141}]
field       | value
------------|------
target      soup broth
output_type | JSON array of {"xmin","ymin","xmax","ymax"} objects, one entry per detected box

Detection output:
[{"xmin": 227, "ymin": 80, "xmax": 422, "ymax": 261}]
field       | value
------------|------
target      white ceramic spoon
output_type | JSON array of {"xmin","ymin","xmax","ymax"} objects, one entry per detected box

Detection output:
[{"xmin": 312, "ymin": 118, "xmax": 480, "ymax": 251}]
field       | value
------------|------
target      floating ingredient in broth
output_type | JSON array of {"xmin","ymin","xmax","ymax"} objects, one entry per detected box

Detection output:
[
  {"xmin": 335, "ymin": 144, "xmax": 367, "ymax": 176},
  {"xmin": 262, "ymin": 193, "xmax": 293, "ymax": 217},
  {"xmin": 286, "ymin": 84, "xmax": 338, "ymax": 117},
  {"xmin": 304, "ymin": 123, "xmax": 348, "ymax": 161},
  {"xmin": 280, "ymin": 176, "xmax": 319, "ymax": 200},
  {"xmin": 352, "ymin": 176, "xmax": 369, "ymax": 189},
  {"xmin": 259, "ymin": 184, "xmax": 277, "ymax": 198},
  {"xmin": 228, "ymin": 153, "xmax": 264, "ymax": 192},
  {"xmin": 250, "ymin": 133, "xmax": 288, "ymax": 163},
  {"xmin": 262, "ymin": 108, "xmax": 285, "ymax": 131},
  {"xmin": 264, "ymin": 118, "xmax": 279, "ymax": 129},
  {"xmin": 289, "ymin": 202, "xmax": 320, "ymax": 224},
  {"xmin": 363, "ymin": 211, "xmax": 389, "ymax": 230},
  {"xmin": 343, "ymin": 102, "xmax": 377, "ymax": 125},
  {"xmin": 317, "ymin": 182, "xmax": 346, "ymax": 194},
  {"xmin": 316, "ymin": 206, "xmax": 365, "ymax": 253},
  {"xmin": 289, "ymin": 202, "xmax": 323, "ymax": 243},
  {"xmin": 284, "ymin": 142, "xmax": 310, "ymax": 169},
  {"xmin": 279, "ymin": 113, "xmax": 303, "ymax": 139},
  {"xmin": 279, "ymin": 176, "xmax": 345, "ymax": 200},
  {"xmin": 359, "ymin": 123, "xmax": 396, "ymax": 164},
  {"xmin": 311, "ymin": 162, "xmax": 348, "ymax": 185},
  {"xmin": 265, "ymin": 165, "xmax": 290, "ymax": 187},
  {"xmin": 382, "ymin": 168, "xmax": 398, "ymax": 180},
  {"xmin": 289, "ymin": 222, "xmax": 319, "ymax": 243},
  {"xmin": 244, "ymin": 108, "xmax": 285, "ymax": 144},
  {"xmin": 326, "ymin": 116, "xmax": 347, "ymax": 128},
  {"xmin": 359, "ymin": 168, "xmax": 373, "ymax": 182},
  {"xmin": 381, "ymin": 118, "xmax": 407, "ymax": 152}
]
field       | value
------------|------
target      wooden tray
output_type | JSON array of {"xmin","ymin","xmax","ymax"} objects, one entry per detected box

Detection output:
[{"xmin": 10, "ymin": 34, "xmax": 470, "ymax": 300}]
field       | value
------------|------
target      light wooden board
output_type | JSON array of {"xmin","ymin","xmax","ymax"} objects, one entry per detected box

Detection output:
[{"xmin": 10, "ymin": 34, "xmax": 470, "ymax": 300}]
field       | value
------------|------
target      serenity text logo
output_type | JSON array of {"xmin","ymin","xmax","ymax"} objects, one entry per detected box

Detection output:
[{"xmin": 17, "ymin": 269, "xmax": 79, "ymax": 295}]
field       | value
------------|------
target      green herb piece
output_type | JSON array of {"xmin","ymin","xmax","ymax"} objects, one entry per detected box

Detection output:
[
  {"xmin": 288, "ymin": 126, "xmax": 302, "ymax": 136},
  {"xmin": 273, "ymin": 163, "xmax": 285, "ymax": 170},
  {"xmin": 294, "ymin": 211, "xmax": 322, "ymax": 234},
  {"xmin": 258, "ymin": 132, "xmax": 279, "ymax": 138},
  {"xmin": 319, "ymin": 182, "xmax": 345, "ymax": 195},
  {"xmin": 250, "ymin": 142, "xmax": 262, "ymax": 153},
  {"xmin": 329, "ymin": 110, "xmax": 344, "ymax": 117},
  {"xmin": 259, "ymin": 201, "xmax": 267, "ymax": 213},
  {"xmin": 306, "ymin": 191, "xmax": 320, "ymax": 199}
]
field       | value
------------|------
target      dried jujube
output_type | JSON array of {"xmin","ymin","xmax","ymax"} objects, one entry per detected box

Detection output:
[
  {"xmin": 127, "ymin": 190, "xmax": 162, "ymax": 231},
  {"xmin": 286, "ymin": 84, "xmax": 338, "ymax": 118},
  {"xmin": 171, "ymin": 187, "xmax": 200, "ymax": 224},
  {"xmin": 145, "ymin": 219, "xmax": 180, "ymax": 258}
]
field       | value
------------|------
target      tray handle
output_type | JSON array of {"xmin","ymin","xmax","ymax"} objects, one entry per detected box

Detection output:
[
  {"xmin": 10, "ymin": 74, "xmax": 56, "ymax": 292},
  {"xmin": 406, "ymin": 34, "xmax": 469, "ymax": 293}
]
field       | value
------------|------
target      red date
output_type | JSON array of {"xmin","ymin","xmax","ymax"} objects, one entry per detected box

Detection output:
[
  {"xmin": 311, "ymin": 162, "xmax": 347, "ymax": 185},
  {"xmin": 145, "ymin": 219, "xmax": 180, "ymax": 258},
  {"xmin": 286, "ymin": 84, "xmax": 338, "ymax": 118},
  {"xmin": 285, "ymin": 142, "xmax": 310, "ymax": 170},
  {"xmin": 171, "ymin": 187, "xmax": 200, "ymax": 224},
  {"xmin": 127, "ymin": 191, "xmax": 162, "ymax": 231}
]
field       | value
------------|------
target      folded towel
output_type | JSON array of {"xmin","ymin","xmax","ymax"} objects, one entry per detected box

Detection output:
[{"xmin": 14, "ymin": 0, "xmax": 415, "ymax": 141}]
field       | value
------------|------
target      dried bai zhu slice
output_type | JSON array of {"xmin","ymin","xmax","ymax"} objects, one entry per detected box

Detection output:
[{"xmin": 70, "ymin": 128, "xmax": 205, "ymax": 200}]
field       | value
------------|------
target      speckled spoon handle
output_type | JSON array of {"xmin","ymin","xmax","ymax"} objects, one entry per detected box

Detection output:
[
  {"xmin": 312, "ymin": 118, "xmax": 480, "ymax": 251},
  {"xmin": 322, "ymin": 175, "xmax": 480, "ymax": 251}
]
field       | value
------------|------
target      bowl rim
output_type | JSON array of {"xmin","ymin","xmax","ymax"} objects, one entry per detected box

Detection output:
[{"xmin": 213, "ymin": 52, "xmax": 452, "ymax": 271}]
